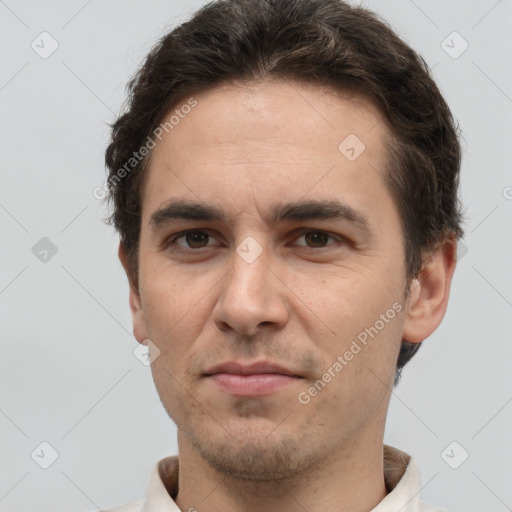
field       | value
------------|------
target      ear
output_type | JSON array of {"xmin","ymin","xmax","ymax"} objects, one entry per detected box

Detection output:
[
  {"xmin": 118, "ymin": 242, "xmax": 148, "ymax": 345},
  {"xmin": 401, "ymin": 236, "xmax": 458, "ymax": 344}
]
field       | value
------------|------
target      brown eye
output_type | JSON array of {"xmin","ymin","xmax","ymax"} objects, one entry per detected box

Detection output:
[
  {"xmin": 183, "ymin": 231, "xmax": 210, "ymax": 248},
  {"xmin": 166, "ymin": 231, "xmax": 214, "ymax": 250},
  {"xmin": 304, "ymin": 231, "xmax": 330, "ymax": 247},
  {"xmin": 294, "ymin": 231, "xmax": 338, "ymax": 249}
]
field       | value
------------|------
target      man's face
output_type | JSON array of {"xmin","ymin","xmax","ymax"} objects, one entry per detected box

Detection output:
[{"xmin": 128, "ymin": 79, "xmax": 411, "ymax": 479}]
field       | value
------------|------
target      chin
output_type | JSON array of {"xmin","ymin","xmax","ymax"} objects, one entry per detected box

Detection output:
[{"xmin": 186, "ymin": 423, "xmax": 321, "ymax": 481}]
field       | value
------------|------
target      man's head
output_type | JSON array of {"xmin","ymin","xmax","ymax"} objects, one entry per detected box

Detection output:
[{"xmin": 104, "ymin": 0, "xmax": 463, "ymax": 480}]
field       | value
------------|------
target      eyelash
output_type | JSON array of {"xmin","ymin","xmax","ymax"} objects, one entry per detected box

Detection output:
[{"xmin": 163, "ymin": 229, "xmax": 343, "ymax": 251}]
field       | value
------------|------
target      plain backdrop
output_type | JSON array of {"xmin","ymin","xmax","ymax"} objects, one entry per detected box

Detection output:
[{"xmin": 1, "ymin": 1, "xmax": 511, "ymax": 511}]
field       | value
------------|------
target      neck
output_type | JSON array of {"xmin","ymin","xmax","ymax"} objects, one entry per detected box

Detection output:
[{"xmin": 174, "ymin": 427, "xmax": 388, "ymax": 512}]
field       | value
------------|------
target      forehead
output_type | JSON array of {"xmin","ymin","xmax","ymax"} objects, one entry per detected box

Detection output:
[
  {"xmin": 158, "ymin": 79, "xmax": 386, "ymax": 153},
  {"xmin": 141, "ymin": 79, "xmax": 393, "ymax": 224}
]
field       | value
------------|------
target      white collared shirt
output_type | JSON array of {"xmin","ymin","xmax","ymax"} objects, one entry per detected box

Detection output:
[{"xmin": 103, "ymin": 445, "xmax": 446, "ymax": 512}]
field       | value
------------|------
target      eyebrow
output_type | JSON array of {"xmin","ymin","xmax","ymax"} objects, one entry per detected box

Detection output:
[{"xmin": 149, "ymin": 198, "xmax": 371, "ymax": 233}]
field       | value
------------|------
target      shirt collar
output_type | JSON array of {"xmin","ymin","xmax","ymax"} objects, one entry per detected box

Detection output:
[{"xmin": 142, "ymin": 445, "xmax": 425, "ymax": 512}]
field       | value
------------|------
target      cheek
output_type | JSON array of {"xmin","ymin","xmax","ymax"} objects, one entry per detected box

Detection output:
[
  {"xmin": 149, "ymin": 360, "xmax": 193, "ymax": 427},
  {"xmin": 141, "ymin": 261, "xmax": 213, "ymax": 332},
  {"xmin": 295, "ymin": 266, "xmax": 400, "ymax": 337},
  {"xmin": 296, "ymin": 267, "xmax": 404, "ymax": 386}
]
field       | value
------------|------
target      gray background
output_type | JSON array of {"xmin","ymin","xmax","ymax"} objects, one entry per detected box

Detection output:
[{"xmin": 0, "ymin": 0, "xmax": 511, "ymax": 511}]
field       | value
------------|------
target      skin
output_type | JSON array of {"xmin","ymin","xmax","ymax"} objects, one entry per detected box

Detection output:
[{"xmin": 119, "ymin": 78, "xmax": 457, "ymax": 512}]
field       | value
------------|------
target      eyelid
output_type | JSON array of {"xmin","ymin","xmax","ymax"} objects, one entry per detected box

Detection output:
[
  {"xmin": 291, "ymin": 229, "xmax": 341, "ymax": 247},
  {"xmin": 165, "ymin": 229, "xmax": 221, "ymax": 249},
  {"xmin": 164, "ymin": 228, "xmax": 346, "ymax": 251}
]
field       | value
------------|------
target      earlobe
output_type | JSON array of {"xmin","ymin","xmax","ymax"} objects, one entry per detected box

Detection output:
[
  {"xmin": 401, "ymin": 237, "xmax": 457, "ymax": 344},
  {"xmin": 118, "ymin": 242, "xmax": 148, "ymax": 344}
]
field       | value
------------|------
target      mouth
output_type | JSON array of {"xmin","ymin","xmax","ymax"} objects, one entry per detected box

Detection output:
[{"xmin": 203, "ymin": 360, "xmax": 303, "ymax": 397}]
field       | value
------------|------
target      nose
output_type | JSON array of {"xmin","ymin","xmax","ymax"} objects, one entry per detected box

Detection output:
[{"xmin": 212, "ymin": 246, "xmax": 289, "ymax": 337}]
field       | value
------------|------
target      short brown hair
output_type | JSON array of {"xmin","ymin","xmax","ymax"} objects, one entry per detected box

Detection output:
[{"xmin": 104, "ymin": 0, "xmax": 464, "ymax": 385}]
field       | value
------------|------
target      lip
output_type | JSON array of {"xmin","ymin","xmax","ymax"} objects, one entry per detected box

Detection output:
[
  {"xmin": 204, "ymin": 360, "xmax": 302, "ymax": 396},
  {"xmin": 204, "ymin": 360, "xmax": 300, "ymax": 377}
]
